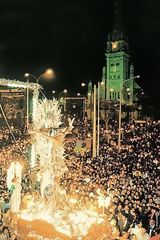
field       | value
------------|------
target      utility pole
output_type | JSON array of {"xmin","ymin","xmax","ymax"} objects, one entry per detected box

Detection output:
[
  {"xmin": 26, "ymin": 80, "xmax": 29, "ymax": 129},
  {"xmin": 92, "ymin": 85, "xmax": 97, "ymax": 158},
  {"xmin": 97, "ymin": 82, "xmax": 100, "ymax": 157}
]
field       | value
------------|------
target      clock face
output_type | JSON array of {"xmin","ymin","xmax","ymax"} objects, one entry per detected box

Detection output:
[{"xmin": 112, "ymin": 41, "xmax": 118, "ymax": 50}]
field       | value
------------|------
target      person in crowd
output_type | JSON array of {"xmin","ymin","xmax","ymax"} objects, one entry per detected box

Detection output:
[{"xmin": 147, "ymin": 219, "xmax": 157, "ymax": 237}]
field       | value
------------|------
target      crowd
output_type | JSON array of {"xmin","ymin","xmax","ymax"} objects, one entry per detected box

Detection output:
[
  {"xmin": 63, "ymin": 119, "xmax": 160, "ymax": 239},
  {"xmin": 0, "ymin": 126, "xmax": 26, "ymax": 148},
  {"xmin": 0, "ymin": 118, "xmax": 159, "ymax": 239}
]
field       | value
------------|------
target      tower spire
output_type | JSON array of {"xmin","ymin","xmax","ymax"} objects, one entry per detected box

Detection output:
[
  {"xmin": 112, "ymin": 0, "xmax": 124, "ymax": 41},
  {"xmin": 113, "ymin": 0, "xmax": 122, "ymax": 31}
]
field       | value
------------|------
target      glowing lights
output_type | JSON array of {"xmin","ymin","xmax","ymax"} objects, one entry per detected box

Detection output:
[
  {"xmin": 0, "ymin": 78, "xmax": 41, "ymax": 90},
  {"xmin": 111, "ymin": 41, "xmax": 118, "ymax": 49},
  {"xmin": 63, "ymin": 89, "xmax": 67, "ymax": 93},
  {"xmin": 20, "ymin": 209, "xmax": 104, "ymax": 238},
  {"xmin": 45, "ymin": 68, "xmax": 54, "ymax": 75},
  {"xmin": 44, "ymin": 68, "xmax": 55, "ymax": 80},
  {"xmin": 58, "ymin": 89, "xmax": 68, "ymax": 100},
  {"xmin": 24, "ymin": 68, "xmax": 55, "ymax": 84},
  {"xmin": 33, "ymin": 98, "xmax": 62, "ymax": 129},
  {"xmin": 87, "ymin": 133, "xmax": 91, "ymax": 138},
  {"xmin": 3, "ymin": 81, "xmax": 106, "ymax": 239},
  {"xmin": 136, "ymin": 75, "xmax": 140, "ymax": 79},
  {"xmin": 81, "ymin": 83, "xmax": 86, "ymax": 87},
  {"xmin": 24, "ymin": 73, "xmax": 29, "ymax": 78}
]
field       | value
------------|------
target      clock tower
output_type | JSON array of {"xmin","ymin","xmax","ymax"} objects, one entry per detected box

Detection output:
[
  {"xmin": 87, "ymin": 0, "xmax": 142, "ymax": 120},
  {"xmin": 104, "ymin": 0, "xmax": 133, "ymax": 104}
]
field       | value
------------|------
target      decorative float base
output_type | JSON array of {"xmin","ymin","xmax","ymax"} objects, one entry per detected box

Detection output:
[{"xmin": 14, "ymin": 218, "xmax": 114, "ymax": 240}]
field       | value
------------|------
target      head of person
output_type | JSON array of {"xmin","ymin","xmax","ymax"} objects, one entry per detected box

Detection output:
[
  {"xmin": 149, "ymin": 219, "xmax": 155, "ymax": 227},
  {"xmin": 150, "ymin": 207, "xmax": 156, "ymax": 215},
  {"xmin": 136, "ymin": 221, "xmax": 142, "ymax": 228}
]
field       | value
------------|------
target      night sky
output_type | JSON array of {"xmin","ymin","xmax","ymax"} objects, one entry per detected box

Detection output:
[{"xmin": 0, "ymin": 0, "xmax": 160, "ymax": 102}]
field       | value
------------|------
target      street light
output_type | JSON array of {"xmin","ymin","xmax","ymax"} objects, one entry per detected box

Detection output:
[
  {"xmin": 58, "ymin": 89, "xmax": 68, "ymax": 100},
  {"xmin": 58, "ymin": 89, "xmax": 68, "ymax": 112},
  {"xmin": 81, "ymin": 83, "xmax": 86, "ymax": 87},
  {"xmin": 118, "ymin": 75, "xmax": 140, "ymax": 151},
  {"xmin": 24, "ymin": 68, "xmax": 54, "ymax": 84},
  {"xmin": 77, "ymin": 93, "xmax": 81, "ymax": 96},
  {"xmin": 97, "ymin": 82, "xmax": 100, "ymax": 156}
]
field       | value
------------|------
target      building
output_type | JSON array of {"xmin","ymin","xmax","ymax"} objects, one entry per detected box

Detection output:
[
  {"xmin": 0, "ymin": 78, "xmax": 42, "ymax": 128},
  {"xmin": 0, "ymin": 86, "xmax": 26, "ymax": 127},
  {"xmin": 64, "ymin": 97, "xmax": 86, "ymax": 118},
  {"xmin": 87, "ymin": 0, "xmax": 142, "ymax": 120}
]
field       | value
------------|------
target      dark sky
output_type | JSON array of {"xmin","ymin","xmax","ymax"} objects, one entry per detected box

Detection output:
[{"xmin": 0, "ymin": 0, "xmax": 160, "ymax": 100}]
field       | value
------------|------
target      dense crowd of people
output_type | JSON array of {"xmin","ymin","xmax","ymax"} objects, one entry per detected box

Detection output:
[
  {"xmin": 63, "ymin": 119, "xmax": 160, "ymax": 239},
  {"xmin": 0, "ymin": 118, "xmax": 159, "ymax": 239},
  {"xmin": 0, "ymin": 126, "xmax": 26, "ymax": 148}
]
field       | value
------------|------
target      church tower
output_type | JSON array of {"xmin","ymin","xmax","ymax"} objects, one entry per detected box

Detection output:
[
  {"xmin": 87, "ymin": 0, "xmax": 142, "ymax": 120},
  {"xmin": 105, "ymin": 0, "xmax": 131, "ymax": 103},
  {"xmin": 101, "ymin": 0, "xmax": 142, "ymax": 107}
]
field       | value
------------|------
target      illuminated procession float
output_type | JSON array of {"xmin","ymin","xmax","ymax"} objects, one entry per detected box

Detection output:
[{"xmin": 0, "ymin": 78, "xmax": 118, "ymax": 240}]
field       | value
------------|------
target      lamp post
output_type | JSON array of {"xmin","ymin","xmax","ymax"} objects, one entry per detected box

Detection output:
[
  {"xmin": 58, "ymin": 89, "xmax": 68, "ymax": 112},
  {"xmin": 58, "ymin": 89, "xmax": 67, "ymax": 100},
  {"xmin": 81, "ymin": 82, "xmax": 88, "ymax": 119},
  {"xmin": 24, "ymin": 68, "xmax": 54, "ymax": 129},
  {"xmin": 24, "ymin": 68, "xmax": 54, "ymax": 84},
  {"xmin": 92, "ymin": 85, "xmax": 97, "ymax": 158},
  {"xmin": 118, "ymin": 75, "xmax": 140, "ymax": 151},
  {"xmin": 26, "ymin": 78, "xmax": 29, "ymax": 129},
  {"xmin": 96, "ymin": 81, "xmax": 106, "ymax": 156},
  {"xmin": 97, "ymin": 82, "xmax": 100, "ymax": 157}
]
